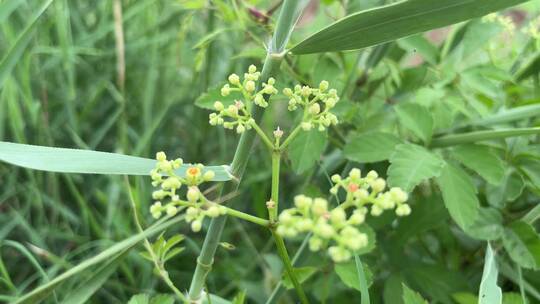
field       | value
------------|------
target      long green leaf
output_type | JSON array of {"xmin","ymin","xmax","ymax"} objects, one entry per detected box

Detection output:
[
  {"xmin": 0, "ymin": 0, "xmax": 53, "ymax": 89},
  {"xmin": 14, "ymin": 217, "xmax": 183, "ymax": 304},
  {"xmin": 0, "ymin": 141, "xmax": 233, "ymax": 181},
  {"xmin": 59, "ymin": 251, "xmax": 127, "ymax": 304},
  {"xmin": 290, "ymin": 0, "xmax": 527, "ymax": 54},
  {"xmin": 430, "ymin": 128, "xmax": 540, "ymax": 148}
]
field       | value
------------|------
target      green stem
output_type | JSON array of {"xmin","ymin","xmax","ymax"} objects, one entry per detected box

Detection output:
[
  {"xmin": 430, "ymin": 127, "xmax": 540, "ymax": 148},
  {"xmin": 188, "ymin": 53, "xmax": 283, "ymax": 302},
  {"xmin": 271, "ymin": 230, "xmax": 310, "ymax": 304},
  {"xmin": 226, "ymin": 206, "xmax": 270, "ymax": 227},
  {"xmin": 124, "ymin": 177, "xmax": 187, "ymax": 303},
  {"xmin": 269, "ymin": 151, "xmax": 280, "ymax": 222},
  {"xmin": 187, "ymin": 1, "xmax": 307, "ymax": 300},
  {"xmin": 280, "ymin": 124, "xmax": 302, "ymax": 150},
  {"xmin": 251, "ymin": 121, "xmax": 274, "ymax": 151},
  {"xmin": 268, "ymin": 147, "xmax": 309, "ymax": 303}
]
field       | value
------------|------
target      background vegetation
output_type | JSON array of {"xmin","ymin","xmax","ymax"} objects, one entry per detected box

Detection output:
[{"xmin": 1, "ymin": 0, "xmax": 540, "ymax": 303}]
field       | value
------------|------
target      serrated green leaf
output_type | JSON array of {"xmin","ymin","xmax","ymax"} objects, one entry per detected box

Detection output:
[
  {"xmin": 451, "ymin": 144, "xmax": 505, "ymax": 185},
  {"xmin": 150, "ymin": 295, "xmax": 174, "ymax": 304},
  {"xmin": 436, "ymin": 163, "xmax": 480, "ymax": 229},
  {"xmin": 194, "ymin": 83, "xmax": 242, "ymax": 110},
  {"xmin": 479, "ymin": 243, "xmax": 502, "ymax": 304},
  {"xmin": 502, "ymin": 221, "xmax": 540, "ymax": 270},
  {"xmin": 290, "ymin": 0, "xmax": 526, "ymax": 54},
  {"xmin": 0, "ymin": 141, "xmax": 232, "ymax": 181},
  {"xmin": 288, "ymin": 129, "xmax": 327, "ymax": 174},
  {"xmin": 344, "ymin": 132, "xmax": 402, "ymax": 163},
  {"xmin": 282, "ymin": 267, "xmax": 317, "ymax": 289},
  {"xmin": 334, "ymin": 260, "xmax": 373, "ymax": 292},
  {"xmin": 402, "ymin": 284, "xmax": 428, "ymax": 304},
  {"xmin": 486, "ymin": 170, "xmax": 525, "ymax": 208},
  {"xmin": 388, "ymin": 143, "xmax": 445, "ymax": 192},
  {"xmin": 464, "ymin": 208, "xmax": 504, "ymax": 241},
  {"xmin": 395, "ymin": 103, "xmax": 433, "ymax": 143},
  {"xmin": 128, "ymin": 294, "xmax": 150, "ymax": 304}
]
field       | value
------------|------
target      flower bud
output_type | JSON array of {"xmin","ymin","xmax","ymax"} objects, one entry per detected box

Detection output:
[
  {"xmin": 186, "ymin": 207, "xmax": 199, "ymax": 221},
  {"xmin": 273, "ymin": 127, "xmax": 284, "ymax": 139},
  {"xmin": 301, "ymin": 86, "xmax": 311, "ymax": 97},
  {"xmin": 228, "ymin": 73, "xmax": 240, "ymax": 85},
  {"xmin": 152, "ymin": 190, "xmax": 165, "ymax": 200},
  {"xmin": 162, "ymin": 177, "xmax": 181, "ymax": 190},
  {"xmin": 296, "ymin": 219, "xmax": 313, "ymax": 231},
  {"xmin": 283, "ymin": 88, "xmax": 293, "ymax": 97},
  {"xmin": 314, "ymin": 220, "xmax": 334, "ymax": 238},
  {"xmin": 325, "ymin": 97, "xmax": 337, "ymax": 108},
  {"xmin": 191, "ymin": 220, "xmax": 202, "ymax": 232},
  {"xmin": 366, "ymin": 170, "xmax": 378, "ymax": 180},
  {"xmin": 371, "ymin": 205, "xmax": 383, "ymax": 216},
  {"xmin": 158, "ymin": 161, "xmax": 172, "ymax": 171},
  {"xmin": 390, "ymin": 187, "xmax": 408, "ymax": 203},
  {"xmin": 319, "ymin": 80, "xmax": 329, "ymax": 91},
  {"xmin": 206, "ymin": 206, "xmax": 221, "ymax": 218},
  {"xmin": 248, "ymin": 65, "xmax": 257, "ymax": 74},
  {"xmin": 187, "ymin": 187, "xmax": 200, "ymax": 203},
  {"xmin": 301, "ymin": 122, "xmax": 312, "ymax": 131},
  {"xmin": 166, "ymin": 205, "xmax": 178, "ymax": 216},
  {"xmin": 354, "ymin": 188, "xmax": 369, "ymax": 201},
  {"xmin": 312, "ymin": 198, "xmax": 328, "ymax": 216},
  {"xmin": 309, "ymin": 237, "xmax": 323, "ymax": 251},
  {"xmin": 328, "ymin": 246, "xmax": 351, "ymax": 263},
  {"xmin": 349, "ymin": 168, "xmax": 361, "ymax": 179},
  {"xmin": 348, "ymin": 209, "xmax": 366, "ymax": 225},
  {"xmin": 203, "ymin": 170, "xmax": 215, "ymax": 181},
  {"xmin": 329, "ymin": 187, "xmax": 338, "ymax": 195},
  {"xmin": 267, "ymin": 77, "xmax": 275, "ymax": 85},
  {"xmin": 245, "ymin": 80, "xmax": 256, "ymax": 92},
  {"xmin": 226, "ymin": 105, "xmax": 238, "ymax": 117},
  {"xmin": 214, "ymin": 101, "xmax": 224, "ymax": 111},
  {"xmin": 221, "ymin": 85, "xmax": 231, "ymax": 96},
  {"xmin": 396, "ymin": 204, "xmax": 411, "ymax": 216},
  {"xmin": 156, "ymin": 151, "xmax": 167, "ymax": 161},
  {"xmin": 236, "ymin": 124, "xmax": 246, "ymax": 134},
  {"xmin": 331, "ymin": 174, "xmax": 341, "ymax": 183},
  {"xmin": 309, "ymin": 103, "xmax": 321, "ymax": 115},
  {"xmin": 371, "ymin": 178, "xmax": 386, "ymax": 192},
  {"xmin": 330, "ymin": 208, "xmax": 346, "ymax": 225}
]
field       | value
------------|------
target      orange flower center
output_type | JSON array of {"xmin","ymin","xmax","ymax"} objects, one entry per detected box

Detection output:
[
  {"xmin": 348, "ymin": 183, "xmax": 359, "ymax": 192},
  {"xmin": 187, "ymin": 167, "xmax": 200, "ymax": 176}
]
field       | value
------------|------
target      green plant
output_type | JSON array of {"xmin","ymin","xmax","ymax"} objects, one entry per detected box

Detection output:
[{"xmin": 1, "ymin": 0, "xmax": 540, "ymax": 303}]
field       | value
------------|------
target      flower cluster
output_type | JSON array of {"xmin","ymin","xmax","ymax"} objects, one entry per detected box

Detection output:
[
  {"xmin": 276, "ymin": 168, "xmax": 410, "ymax": 263},
  {"xmin": 329, "ymin": 168, "xmax": 410, "ymax": 217},
  {"xmin": 209, "ymin": 65, "xmax": 278, "ymax": 133},
  {"xmin": 149, "ymin": 152, "xmax": 226, "ymax": 232},
  {"xmin": 283, "ymin": 81, "xmax": 339, "ymax": 132}
]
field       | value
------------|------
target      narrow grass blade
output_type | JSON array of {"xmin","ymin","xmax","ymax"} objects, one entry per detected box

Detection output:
[
  {"xmin": 59, "ymin": 251, "xmax": 127, "ymax": 304},
  {"xmin": 0, "ymin": 141, "xmax": 233, "ymax": 181},
  {"xmin": 430, "ymin": 128, "xmax": 540, "ymax": 148},
  {"xmin": 290, "ymin": 0, "xmax": 528, "ymax": 54},
  {"xmin": 479, "ymin": 243, "xmax": 502, "ymax": 304},
  {"xmin": 463, "ymin": 104, "xmax": 540, "ymax": 127},
  {"xmin": 0, "ymin": 0, "xmax": 25, "ymax": 23},
  {"xmin": 355, "ymin": 255, "xmax": 371, "ymax": 304},
  {"xmin": 0, "ymin": 0, "xmax": 54, "ymax": 89},
  {"xmin": 14, "ymin": 216, "xmax": 183, "ymax": 304}
]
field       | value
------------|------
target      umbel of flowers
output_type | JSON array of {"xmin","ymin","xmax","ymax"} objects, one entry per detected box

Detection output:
[
  {"xmin": 149, "ymin": 152, "xmax": 226, "ymax": 232},
  {"xmin": 276, "ymin": 168, "xmax": 411, "ymax": 263},
  {"xmin": 208, "ymin": 65, "xmax": 340, "ymax": 135}
]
